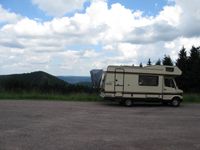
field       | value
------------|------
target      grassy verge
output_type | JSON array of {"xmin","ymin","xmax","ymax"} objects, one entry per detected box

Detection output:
[
  {"xmin": 183, "ymin": 93, "xmax": 200, "ymax": 103},
  {"xmin": 0, "ymin": 92, "xmax": 199, "ymax": 103},
  {"xmin": 0, "ymin": 92, "xmax": 102, "ymax": 101}
]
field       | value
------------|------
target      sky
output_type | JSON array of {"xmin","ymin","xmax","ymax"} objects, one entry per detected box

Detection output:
[{"xmin": 0, "ymin": 0, "xmax": 200, "ymax": 76}]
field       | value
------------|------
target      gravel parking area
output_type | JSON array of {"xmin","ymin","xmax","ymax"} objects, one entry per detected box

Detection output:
[{"xmin": 0, "ymin": 100, "xmax": 200, "ymax": 150}]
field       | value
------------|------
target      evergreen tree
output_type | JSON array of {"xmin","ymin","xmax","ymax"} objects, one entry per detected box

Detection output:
[
  {"xmin": 162, "ymin": 55, "xmax": 173, "ymax": 66},
  {"xmin": 176, "ymin": 46, "xmax": 188, "ymax": 91},
  {"xmin": 176, "ymin": 46, "xmax": 187, "ymax": 69},
  {"xmin": 187, "ymin": 46, "xmax": 200, "ymax": 92},
  {"xmin": 155, "ymin": 59, "xmax": 161, "ymax": 65},
  {"xmin": 147, "ymin": 58, "xmax": 151, "ymax": 66},
  {"xmin": 139, "ymin": 63, "xmax": 143, "ymax": 67}
]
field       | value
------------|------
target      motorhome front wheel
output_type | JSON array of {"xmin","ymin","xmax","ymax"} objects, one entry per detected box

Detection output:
[
  {"xmin": 124, "ymin": 99, "xmax": 133, "ymax": 107},
  {"xmin": 171, "ymin": 98, "xmax": 181, "ymax": 107}
]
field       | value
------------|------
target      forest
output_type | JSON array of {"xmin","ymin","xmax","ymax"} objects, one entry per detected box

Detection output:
[
  {"xmin": 0, "ymin": 45, "xmax": 199, "ymax": 95},
  {"xmin": 0, "ymin": 71, "xmax": 93, "ymax": 94},
  {"xmin": 144, "ymin": 45, "xmax": 200, "ymax": 93}
]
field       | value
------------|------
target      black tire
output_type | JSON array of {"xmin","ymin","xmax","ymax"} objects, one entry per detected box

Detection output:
[
  {"xmin": 124, "ymin": 99, "xmax": 133, "ymax": 107},
  {"xmin": 171, "ymin": 98, "xmax": 181, "ymax": 107}
]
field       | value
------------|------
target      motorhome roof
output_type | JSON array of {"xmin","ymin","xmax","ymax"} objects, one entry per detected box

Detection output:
[{"xmin": 107, "ymin": 65, "xmax": 182, "ymax": 76}]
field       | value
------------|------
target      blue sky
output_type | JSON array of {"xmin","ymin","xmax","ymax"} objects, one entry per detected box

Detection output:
[
  {"xmin": 0, "ymin": 0, "xmax": 200, "ymax": 75},
  {"xmin": 108, "ymin": 0, "xmax": 170, "ymax": 15},
  {"xmin": 0, "ymin": 0, "xmax": 52, "ymax": 20},
  {"xmin": 0, "ymin": 0, "xmax": 169, "ymax": 20}
]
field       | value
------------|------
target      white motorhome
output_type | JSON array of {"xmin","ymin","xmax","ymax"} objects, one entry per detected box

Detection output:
[{"xmin": 93, "ymin": 65, "xmax": 183, "ymax": 107}]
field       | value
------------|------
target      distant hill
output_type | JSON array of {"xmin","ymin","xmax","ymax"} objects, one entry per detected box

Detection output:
[
  {"xmin": 0, "ymin": 71, "xmax": 70, "ymax": 93},
  {"xmin": 57, "ymin": 76, "xmax": 91, "ymax": 84},
  {"xmin": 0, "ymin": 71, "xmax": 93, "ymax": 94}
]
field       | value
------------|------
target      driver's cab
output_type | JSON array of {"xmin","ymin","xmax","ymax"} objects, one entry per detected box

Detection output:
[
  {"xmin": 163, "ymin": 76, "xmax": 183, "ymax": 100},
  {"xmin": 164, "ymin": 77, "xmax": 176, "ymax": 89}
]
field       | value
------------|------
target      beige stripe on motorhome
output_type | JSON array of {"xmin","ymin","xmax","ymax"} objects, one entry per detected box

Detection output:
[{"xmin": 104, "ymin": 91, "xmax": 182, "ymax": 95}]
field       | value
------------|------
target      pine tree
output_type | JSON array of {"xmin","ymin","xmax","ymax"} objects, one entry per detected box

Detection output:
[
  {"xmin": 147, "ymin": 58, "xmax": 151, "ymax": 66},
  {"xmin": 155, "ymin": 59, "xmax": 161, "ymax": 65},
  {"xmin": 176, "ymin": 46, "xmax": 187, "ymax": 69},
  {"xmin": 187, "ymin": 46, "xmax": 200, "ymax": 92},
  {"xmin": 176, "ymin": 46, "xmax": 188, "ymax": 91},
  {"xmin": 162, "ymin": 55, "xmax": 173, "ymax": 66}
]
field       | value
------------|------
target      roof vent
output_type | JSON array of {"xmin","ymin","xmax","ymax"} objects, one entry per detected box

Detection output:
[{"xmin": 166, "ymin": 67, "xmax": 174, "ymax": 72}]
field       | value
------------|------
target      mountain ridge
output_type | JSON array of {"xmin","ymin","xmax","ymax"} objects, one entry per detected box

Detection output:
[
  {"xmin": 0, "ymin": 71, "xmax": 69, "ymax": 93},
  {"xmin": 57, "ymin": 76, "xmax": 91, "ymax": 84}
]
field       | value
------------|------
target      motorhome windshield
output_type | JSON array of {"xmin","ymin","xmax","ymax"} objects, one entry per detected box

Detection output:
[{"xmin": 164, "ymin": 78, "xmax": 175, "ymax": 88}]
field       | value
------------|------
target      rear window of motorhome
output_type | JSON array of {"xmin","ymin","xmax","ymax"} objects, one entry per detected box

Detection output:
[{"xmin": 138, "ymin": 75, "xmax": 158, "ymax": 86}]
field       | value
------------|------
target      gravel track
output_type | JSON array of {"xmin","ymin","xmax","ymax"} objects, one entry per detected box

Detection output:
[{"xmin": 0, "ymin": 100, "xmax": 200, "ymax": 150}]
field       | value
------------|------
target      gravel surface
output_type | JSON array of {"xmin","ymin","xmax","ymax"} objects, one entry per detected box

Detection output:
[{"xmin": 0, "ymin": 100, "xmax": 200, "ymax": 150}]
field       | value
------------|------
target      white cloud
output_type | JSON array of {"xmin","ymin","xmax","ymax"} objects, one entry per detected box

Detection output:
[
  {"xmin": 117, "ymin": 43, "xmax": 139, "ymax": 59},
  {"xmin": 0, "ymin": 5, "xmax": 21, "ymax": 23},
  {"xmin": 32, "ymin": 0, "xmax": 88, "ymax": 16},
  {"xmin": 0, "ymin": 0, "xmax": 200, "ymax": 75},
  {"xmin": 164, "ymin": 42, "xmax": 175, "ymax": 49},
  {"xmin": 155, "ymin": 5, "xmax": 181, "ymax": 26},
  {"xmin": 125, "ymin": 22, "xmax": 179, "ymax": 44},
  {"xmin": 82, "ymin": 49, "xmax": 99, "ymax": 58},
  {"xmin": 175, "ymin": 0, "xmax": 200, "ymax": 37},
  {"xmin": 2, "ymin": 18, "xmax": 49, "ymax": 37}
]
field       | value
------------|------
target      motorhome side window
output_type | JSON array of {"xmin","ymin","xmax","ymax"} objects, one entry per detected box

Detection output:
[
  {"xmin": 138, "ymin": 75, "xmax": 158, "ymax": 86},
  {"xmin": 164, "ymin": 78, "xmax": 175, "ymax": 88}
]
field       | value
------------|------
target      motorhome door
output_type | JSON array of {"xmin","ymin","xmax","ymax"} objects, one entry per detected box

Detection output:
[{"xmin": 114, "ymin": 69, "xmax": 124, "ymax": 97}]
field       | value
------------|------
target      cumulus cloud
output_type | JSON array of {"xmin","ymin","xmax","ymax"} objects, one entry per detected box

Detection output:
[
  {"xmin": 125, "ymin": 22, "xmax": 179, "ymax": 44},
  {"xmin": 0, "ymin": 5, "xmax": 21, "ymax": 23},
  {"xmin": 176, "ymin": 0, "xmax": 200, "ymax": 37},
  {"xmin": 0, "ymin": 0, "xmax": 200, "ymax": 75},
  {"xmin": 32, "ymin": 0, "xmax": 89, "ymax": 16},
  {"xmin": 155, "ymin": 5, "xmax": 181, "ymax": 26}
]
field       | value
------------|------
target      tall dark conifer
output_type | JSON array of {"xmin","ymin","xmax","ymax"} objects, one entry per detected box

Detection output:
[
  {"xmin": 162, "ymin": 55, "xmax": 173, "ymax": 66},
  {"xmin": 187, "ymin": 46, "xmax": 200, "ymax": 92},
  {"xmin": 155, "ymin": 59, "xmax": 161, "ymax": 65},
  {"xmin": 176, "ymin": 46, "xmax": 188, "ymax": 91},
  {"xmin": 147, "ymin": 58, "xmax": 152, "ymax": 66}
]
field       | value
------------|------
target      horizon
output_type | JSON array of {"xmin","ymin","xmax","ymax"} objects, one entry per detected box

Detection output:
[
  {"xmin": 0, "ymin": 70, "xmax": 90, "ymax": 77},
  {"xmin": 0, "ymin": 0, "xmax": 200, "ymax": 76},
  {"xmin": 0, "ymin": 62, "xmax": 186, "ymax": 77}
]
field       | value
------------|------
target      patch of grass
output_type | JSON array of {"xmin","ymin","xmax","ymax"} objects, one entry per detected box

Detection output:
[
  {"xmin": 0, "ymin": 92, "xmax": 102, "ymax": 101},
  {"xmin": 183, "ymin": 93, "xmax": 200, "ymax": 103},
  {"xmin": 1, "ymin": 91, "xmax": 199, "ymax": 103}
]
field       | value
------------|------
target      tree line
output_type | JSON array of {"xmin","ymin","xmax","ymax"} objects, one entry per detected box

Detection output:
[
  {"xmin": 0, "ymin": 71, "xmax": 94, "ymax": 94},
  {"xmin": 141, "ymin": 46, "xmax": 200, "ymax": 93}
]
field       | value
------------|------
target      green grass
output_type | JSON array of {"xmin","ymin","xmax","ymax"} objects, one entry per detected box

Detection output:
[
  {"xmin": 0, "ymin": 92, "xmax": 102, "ymax": 101},
  {"xmin": 183, "ymin": 93, "xmax": 200, "ymax": 103},
  {"xmin": 0, "ymin": 92, "xmax": 199, "ymax": 103}
]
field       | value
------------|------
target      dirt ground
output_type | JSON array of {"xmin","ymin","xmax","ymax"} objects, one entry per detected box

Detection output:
[{"xmin": 0, "ymin": 100, "xmax": 200, "ymax": 150}]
